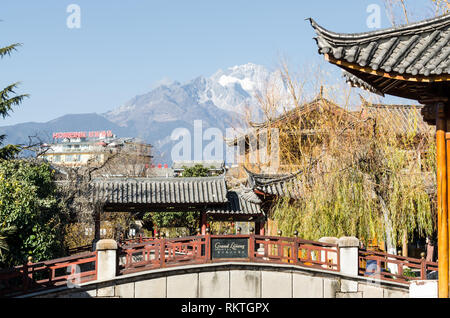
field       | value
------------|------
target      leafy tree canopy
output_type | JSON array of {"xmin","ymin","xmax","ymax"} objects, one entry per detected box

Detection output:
[
  {"xmin": 180, "ymin": 164, "xmax": 210, "ymax": 177},
  {"xmin": 0, "ymin": 43, "xmax": 29, "ymax": 159},
  {"xmin": 0, "ymin": 159, "xmax": 68, "ymax": 267}
]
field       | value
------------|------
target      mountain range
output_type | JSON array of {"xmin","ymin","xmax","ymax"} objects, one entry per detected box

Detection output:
[{"xmin": 0, "ymin": 63, "xmax": 283, "ymax": 164}]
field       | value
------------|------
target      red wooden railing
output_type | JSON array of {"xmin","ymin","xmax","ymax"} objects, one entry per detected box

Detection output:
[
  {"xmin": 119, "ymin": 236, "xmax": 208, "ymax": 275},
  {"xmin": 0, "ymin": 235, "xmax": 439, "ymax": 297},
  {"xmin": 117, "ymin": 234, "xmax": 340, "ymax": 275},
  {"xmin": 251, "ymin": 235, "xmax": 340, "ymax": 271},
  {"xmin": 0, "ymin": 251, "xmax": 97, "ymax": 297},
  {"xmin": 359, "ymin": 249, "xmax": 438, "ymax": 283}
]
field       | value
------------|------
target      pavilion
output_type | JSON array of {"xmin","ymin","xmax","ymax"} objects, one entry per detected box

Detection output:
[
  {"xmin": 309, "ymin": 13, "xmax": 450, "ymax": 297},
  {"xmin": 89, "ymin": 174, "xmax": 265, "ymax": 238}
]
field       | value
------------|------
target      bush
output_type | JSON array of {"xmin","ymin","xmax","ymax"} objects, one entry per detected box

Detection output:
[{"xmin": 0, "ymin": 159, "xmax": 68, "ymax": 267}]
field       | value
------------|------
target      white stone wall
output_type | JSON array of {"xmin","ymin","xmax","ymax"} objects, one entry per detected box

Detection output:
[{"xmin": 43, "ymin": 268, "xmax": 409, "ymax": 299}]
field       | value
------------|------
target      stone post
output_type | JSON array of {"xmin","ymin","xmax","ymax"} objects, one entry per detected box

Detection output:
[
  {"xmin": 96, "ymin": 239, "xmax": 118, "ymax": 281},
  {"xmin": 409, "ymin": 280, "xmax": 438, "ymax": 298},
  {"xmin": 338, "ymin": 236, "xmax": 360, "ymax": 292}
]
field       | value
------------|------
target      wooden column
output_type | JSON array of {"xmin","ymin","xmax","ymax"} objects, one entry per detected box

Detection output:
[
  {"xmin": 259, "ymin": 219, "xmax": 265, "ymax": 236},
  {"xmin": 93, "ymin": 208, "xmax": 101, "ymax": 248},
  {"xmin": 200, "ymin": 211, "xmax": 207, "ymax": 235},
  {"xmin": 436, "ymin": 102, "xmax": 449, "ymax": 298}
]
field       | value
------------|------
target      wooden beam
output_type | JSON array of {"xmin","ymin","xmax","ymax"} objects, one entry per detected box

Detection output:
[{"xmin": 420, "ymin": 97, "xmax": 449, "ymax": 104}]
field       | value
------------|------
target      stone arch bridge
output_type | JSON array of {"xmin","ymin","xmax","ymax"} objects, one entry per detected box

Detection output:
[{"xmin": 0, "ymin": 234, "xmax": 438, "ymax": 298}]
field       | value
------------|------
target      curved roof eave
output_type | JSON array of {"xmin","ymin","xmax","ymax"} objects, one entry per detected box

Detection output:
[{"xmin": 308, "ymin": 14, "xmax": 450, "ymax": 45}]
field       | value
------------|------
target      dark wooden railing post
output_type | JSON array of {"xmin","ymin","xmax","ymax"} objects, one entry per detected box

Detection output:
[
  {"xmin": 205, "ymin": 231, "xmax": 211, "ymax": 261},
  {"xmin": 277, "ymin": 230, "xmax": 282, "ymax": 259},
  {"xmin": 23, "ymin": 257, "xmax": 32, "ymax": 292},
  {"xmin": 160, "ymin": 238, "xmax": 166, "ymax": 268},
  {"xmin": 398, "ymin": 261, "xmax": 404, "ymax": 278},
  {"xmin": 292, "ymin": 238, "xmax": 299, "ymax": 265},
  {"xmin": 264, "ymin": 238, "xmax": 268, "ymax": 258},
  {"xmin": 249, "ymin": 235, "xmax": 255, "ymax": 262},
  {"xmin": 421, "ymin": 258, "xmax": 427, "ymax": 280}
]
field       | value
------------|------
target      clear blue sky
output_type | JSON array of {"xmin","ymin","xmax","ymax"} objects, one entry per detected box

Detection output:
[{"xmin": 0, "ymin": 0, "xmax": 434, "ymax": 125}]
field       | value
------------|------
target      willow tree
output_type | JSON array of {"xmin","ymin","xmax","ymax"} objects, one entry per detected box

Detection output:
[{"xmin": 251, "ymin": 64, "xmax": 436, "ymax": 253}]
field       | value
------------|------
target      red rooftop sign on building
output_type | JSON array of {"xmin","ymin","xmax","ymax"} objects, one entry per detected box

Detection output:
[{"xmin": 52, "ymin": 130, "xmax": 113, "ymax": 139}]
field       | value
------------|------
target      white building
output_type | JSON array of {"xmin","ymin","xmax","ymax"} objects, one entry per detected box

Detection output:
[{"xmin": 40, "ymin": 130, "xmax": 152, "ymax": 168}]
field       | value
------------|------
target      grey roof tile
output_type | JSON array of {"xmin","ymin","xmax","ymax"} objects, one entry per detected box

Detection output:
[
  {"xmin": 89, "ymin": 176, "xmax": 264, "ymax": 216},
  {"xmin": 309, "ymin": 14, "xmax": 450, "ymax": 77},
  {"xmin": 206, "ymin": 189, "xmax": 264, "ymax": 215},
  {"xmin": 246, "ymin": 168, "xmax": 304, "ymax": 200},
  {"xmin": 90, "ymin": 176, "xmax": 228, "ymax": 204},
  {"xmin": 361, "ymin": 102, "xmax": 434, "ymax": 135}
]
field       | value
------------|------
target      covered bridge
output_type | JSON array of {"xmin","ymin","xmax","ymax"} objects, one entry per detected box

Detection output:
[{"xmin": 88, "ymin": 174, "xmax": 265, "ymax": 239}]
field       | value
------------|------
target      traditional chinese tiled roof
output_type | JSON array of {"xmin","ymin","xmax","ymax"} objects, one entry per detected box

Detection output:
[
  {"xmin": 226, "ymin": 95, "xmax": 360, "ymax": 146},
  {"xmin": 361, "ymin": 100, "xmax": 434, "ymax": 135},
  {"xmin": 310, "ymin": 14, "xmax": 450, "ymax": 77},
  {"xmin": 90, "ymin": 175, "xmax": 264, "ymax": 216},
  {"xmin": 309, "ymin": 14, "xmax": 450, "ymax": 101},
  {"xmin": 251, "ymin": 95, "xmax": 359, "ymax": 128},
  {"xmin": 245, "ymin": 167, "xmax": 303, "ymax": 200},
  {"xmin": 343, "ymin": 70, "xmax": 384, "ymax": 96},
  {"xmin": 206, "ymin": 189, "xmax": 264, "ymax": 215},
  {"xmin": 90, "ymin": 176, "xmax": 229, "ymax": 204}
]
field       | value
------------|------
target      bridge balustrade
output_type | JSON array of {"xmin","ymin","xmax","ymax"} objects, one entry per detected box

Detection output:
[
  {"xmin": 117, "ymin": 234, "xmax": 339, "ymax": 276},
  {"xmin": 0, "ymin": 251, "xmax": 97, "ymax": 297},
  {"xmin": 0, "ymin": 234, "xmax": 439, "ymax": 297},
  {"xmin": 358, "ymin": 249, "xmax": 438, "ymax": 283},
  {"xmin": 119, "ymin": 236, "xmax": 208, "ymax": 275}
]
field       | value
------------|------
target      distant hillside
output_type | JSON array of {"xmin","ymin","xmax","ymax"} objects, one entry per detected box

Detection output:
[
  {"xmin": 0, "ymin": 113, "xmax": 130, "ymax": 145},
  {"xmin": 0, "ymin": 63, "xmax": 285, "ymax": 164}
]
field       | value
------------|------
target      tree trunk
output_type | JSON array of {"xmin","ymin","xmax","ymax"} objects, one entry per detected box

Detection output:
[
  {"xmin": 402, "ymin": 230, "xmax": 408, "ymax": 257},
  {"xmin": 377, "ymin": 193, "xmax": 396, "ymax": 254}
]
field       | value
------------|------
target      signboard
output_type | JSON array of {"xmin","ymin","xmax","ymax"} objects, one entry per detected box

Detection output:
[
  {"xmin": 52, "ymin": 130, "xmax": 113, "ymax": 139},
  {"xmin": 211, "ymin": 237, "xmax": 248, "ymax": 259}
]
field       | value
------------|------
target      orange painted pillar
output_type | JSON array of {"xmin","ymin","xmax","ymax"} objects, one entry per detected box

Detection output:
[
  {"xmin": 446, "ymin": 135, "xmax": 450, "ymax": 297},
  {"xmin": 436, "ymin": 103, "xmax": 449, "ymax": 298}
]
